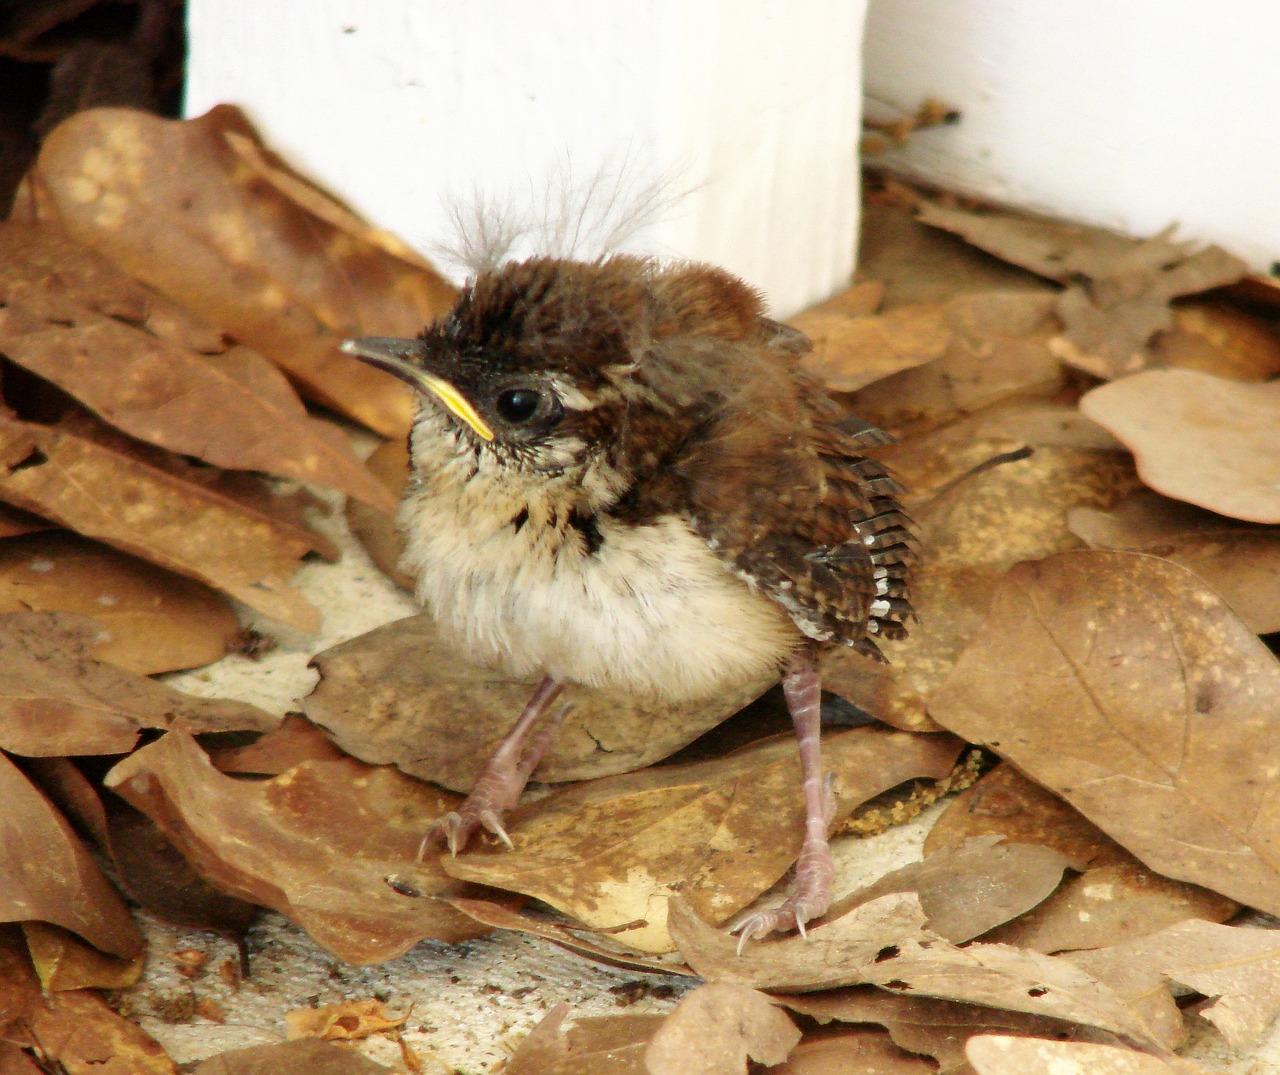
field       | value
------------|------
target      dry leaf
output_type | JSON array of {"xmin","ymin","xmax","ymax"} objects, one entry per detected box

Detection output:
[
  {"xmin": 847, "ymin": 291, "xmax": 1063, "ymax": 434},
  {"xmin": 930, "ymin": 551, "xmax": 1280, "ymax": 917},
  {"xmin": 28, "ymin": 989, "xmax": 175, "ymax": 1074},
  {"xmin": 926, "ymin": 766, "xmax": 1235, "ymax": 955},
  {"xmin": 0, "ymin": 1043, "xmax": 44, "ymax": 1075},
  {"xmin": 966, "ymin": 1035, "xmax": 1207, "ymax": 1074},
  {"xmin": 0, "ymin": 532, "xmax": 240, "ymax": 673},
  {"xmin": 769, "ymin": 1029, "xmax": 938, "ymax": 1074},
  {"xmin": 0, "ymin": 221, "xmax": 393, "ymax": 509},
  {"xmin": 1153, "ymin": 302, "xmax": 1280, "ymax": 382},
  {"xmin": 857, "ymin": 199, "xmax": 1050, "ymax": 309},
  {"xmin": 22, "ymin": 921, "xmax": 142, "ymax": 991},
  {"xmin": 828, "ymin": 836, "xmax": 1072, "ymax": 943},
  {"xmin": 444, "ymin": 727, "xmax": 962, "ymax": 952},
  {"xmin": 0, "ymin": 611, "xmax": 273, "ymax": 756},
  {"xmin": 0, "ymin": 506, "xmax": 49, "ymax": 539},
  {"xmin": 1080, "ymin": 369, "xmax": 1280, "ymax": 524},
  {"xmin": 1069, "ymin": 920, "xmax": 1280, "ymax": 1050},
  {"xmin": 795, "ymin": 304, "xmax": 951, "ymax": 392},
  {"xmin": 304, "ymin": 612, "xmax": 776, "ymax": 788},
  {"xmin": 208, "ymin": 713, "xmax": 345, "ymax": 776},
  {"xmin": 505, "ymin": 1004, "xmax": 663, "ymax": 1074},
  {"xmin": 1069, "ymin": 490, "xmax": 1280, "ymax": 635},
  {"xmin": 190, "ymin": 1039, "xmax": 395, "ymax": 1075},
  {"xmin": 0, "ymin": 926, "xmax": 43, "ymax": 1042},
  {"xmin": 344, "ymin": 435, "xmax": 414, "ymax": 591},
  {"xmin": 667, "ymin": 894, "xmax": 1160, "ymax": 1045},
  {"xmin": 644, "ymin": 983, "xmax": 799, "ymax": 1073},
  {"xmin": 823, "ymin": 429, "xmax": 1136, "ymax": 732},
  {"xmin": 105, "ymin": 729, "xmax": 488, "ymax": 963},
  {"xmin": 0, "ymin": 751, "xmax": 140, "ymax": 957},
  {"xmin": 285, "ymin": 999, "xmax": 408, "ymax": 1042},
  {"xmin": 0, "ymin": 416, "xmax": 321, "ymax": 629},
  {"xmin": 31, "ymin": 105, "xmax": 456, "ymax": 436},
  {"xmin": 442, "ymin": 895, "xmax": 694, "ymax": 976},
  {"xmin": 916, "ymin": 202, "xmax": 1246, "ymax": 379},
  {"xmin": 779, "ymin": 988, "xmax": 1101, "ymax": 1074}
]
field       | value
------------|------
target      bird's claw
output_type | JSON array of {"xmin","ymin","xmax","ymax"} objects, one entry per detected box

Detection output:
[
  {"xmin": 731, "ymin": 894, "xmax": 823, "ymax": 955},
  {"xmin": 418, "ymin": 803, "xmax": 514, "ymax": 859}
]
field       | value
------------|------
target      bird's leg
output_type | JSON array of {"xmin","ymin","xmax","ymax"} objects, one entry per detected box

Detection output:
[
  {"xmin": 421, "ymin": 675, "xmax": 566, "ymax": 857},
  {"xmin": 733, "ymin": 644, "xmax": 836, "ymax": 947}
]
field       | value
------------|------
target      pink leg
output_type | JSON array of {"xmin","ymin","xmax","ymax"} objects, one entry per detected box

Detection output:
[
  {"xmin": 421, "ymin": 675, "xmax": 567, "ymax": 857},
  {"xmin": 733, "ymin": 645, "xmax": 836, "ymax": 948}
]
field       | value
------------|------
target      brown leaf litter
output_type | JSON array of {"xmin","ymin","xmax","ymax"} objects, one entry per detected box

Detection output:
[
  {"xmin": 106, "ymin": 729, "xmax": 487, "ymax": 963},
  {"xmin": 21, "ymin": 104, "xmax": 456, "ymax": 436},
  {"xmin": 931, "ymin": 550, "xmax": 1280, "ymax": 916}
]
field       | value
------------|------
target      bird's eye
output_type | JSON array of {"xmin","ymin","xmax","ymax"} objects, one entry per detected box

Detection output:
[{"xmin": 496, "ymin": 388, "xmax": 541, "ymax": 423}]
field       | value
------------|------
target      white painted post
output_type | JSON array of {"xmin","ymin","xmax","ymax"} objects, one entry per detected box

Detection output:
[
  {"xmin": 186, "ymin": 1, "xmax": 868, "ymax": 317},
  {"xmin": 863, "ymin": 0, "xmax": 1280, "ymax": 270}
]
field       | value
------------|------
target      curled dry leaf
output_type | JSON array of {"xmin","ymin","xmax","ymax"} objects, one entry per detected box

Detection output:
[
  {"xmin": 966, "ymin": 1035, "xmax": 1209, "ymax": 1075},
  {"xmin": 304, "ymin": 612, "xmax": 777, "ymax": 788},
  {"xmin": 795, "ymin": 303, "xmax": 951, "ymax": 393},
  {"xmin": 779, "ymin": 988, "xmax": 1105, "ymax": 1074},
  {"xmin": 929, "ymin": 551, "xmax": 1280, "ymax": 917},
  {"xmin": 0, "ymin": 221, "xmax": 393, "ymax": 510},
  {"xmin": 0, "ymin": 925, "xmax": 44, "ymax": 1042},
  {"xmin": 285, "ymin": 998, "xmax": 408, "ymax": 1042},
  {"xmin": 0, "ymin": 611, "xmax": 273, "ymax": 756},
  {"xmin": 916, "ymin": 201, "xmax": 1246, "ymax": 379},
  {"xmin": 0, "ymin": 505, "xmax": 49, "ymax": 539},
  {"xmin": 0, "ymin": 1043, "xmax": 44, "ymax": 1074},
  {"xmin": 1080, "ymin": 369, "xmax": 1280, "ymax": 524},
  {"xmin": 1069, "ymin": 489, "xmax": 1280, "ymax": 634},
  {"xmin": 31, "ymin": 105, "xmax": 456, "ymax": 436},
  {"xmin": 0, "ymin": 415, "xmax": 321, "ymax": 629},
  {"xmin": 27, "ymin": 989, "xmax": 176, "ymax": 1075},
  {"xmin": 667, "ymin": 893, "xmax": 1161, "ymax": 1045},
  {"xmin": 343, "ymin": 435, "xmax": 414, "ymax": 591},
  {"xmin": 104, "ymin": 729, "xmax": 487, "ymax": 963},
  {"xmin": 190, "ymin": 1040, "xmax": 395, "ymax": 1075},
  {"xmin": 1068, "ymin": 920, "xmax": 1280, "ymax": 1051},
  {"xmin": 0, "ymin": 532, "xmax": 240, "ymax": 674},
  {"xmin": 644, "ymin": 983, "xmax": 799, "ymax": 1074},
  {"xmin": 22, "ymin": 921, "xmax": 142, "ymax": 991},
  {"xmin": 0, "ymin": 750, "xmax": 140, "ymax": 958},
  {"xmin": 444, "ymin": 727, "xmax": 962, "ymax": 952},
  {"xmin": 442, "ymin": 895, "xmax": 694, "ymax": 976},
  {"xmin": 828, "ymin": 836, "xmax": 1072, "ymax": 943},
  {"xmin": 505, "ymin": 1004, "xmax": 665, "ymax": 1075},
  {"xmin": 926, "ymin": 766, "xmax": 1235, "ymax": 955}
]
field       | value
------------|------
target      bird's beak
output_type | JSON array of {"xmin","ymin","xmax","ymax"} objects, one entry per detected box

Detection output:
[{"xmin": 340, "ymin": 337, "xmax": 495, "ymax": 442}]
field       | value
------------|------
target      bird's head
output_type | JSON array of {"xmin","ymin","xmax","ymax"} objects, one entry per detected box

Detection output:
[{"xmin": 343, "ymin": 255, "xmax": 796, "ymax": 503}]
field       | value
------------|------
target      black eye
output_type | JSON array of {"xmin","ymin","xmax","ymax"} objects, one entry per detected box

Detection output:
[{"xmin": 496, "ymin": 388, "xmax": 541, "ymax": 423}]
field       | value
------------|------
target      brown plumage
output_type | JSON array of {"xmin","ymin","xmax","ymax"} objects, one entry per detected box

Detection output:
[{"xmin": 343, "ymin": 255, "xmax": 914, "ymax": 943}]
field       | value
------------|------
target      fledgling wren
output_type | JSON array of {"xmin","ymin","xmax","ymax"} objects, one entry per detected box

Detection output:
[{"xmin": 343, "ymin": 256, "xmax": 913, "ymax": 942}]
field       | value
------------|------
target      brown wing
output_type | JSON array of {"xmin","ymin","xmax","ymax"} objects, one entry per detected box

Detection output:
[{"xmin": 675, "ymin": 353, "xmax": 914, "ymax": 657}]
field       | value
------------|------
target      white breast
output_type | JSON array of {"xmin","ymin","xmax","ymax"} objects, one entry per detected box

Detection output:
[{"xmin": 398, "ymin": 431, "xmax": 800, "ymax": 701}]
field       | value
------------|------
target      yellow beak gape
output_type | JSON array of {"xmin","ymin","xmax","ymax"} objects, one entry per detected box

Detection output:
[
  {"xmin": 417, "ymin": 373, "xmax": 496, "ymax": 442},
  {"xmin": 340, "ymin": 338, "xmax": 496, "ymax": 442}
]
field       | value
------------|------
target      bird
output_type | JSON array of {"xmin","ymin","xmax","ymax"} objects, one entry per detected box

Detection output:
[{"xmin": 342, "ymin": 255, "xmax": 913, "ymax": 942}]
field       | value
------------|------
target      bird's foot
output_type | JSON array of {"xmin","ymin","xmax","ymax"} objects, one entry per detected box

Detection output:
[
  {"xmin": 732, "ymin": 774, "xmax": 837, "ymax": 951},
  {"xmin": 731, "ymin": 835, "xmax": 835, "ymax": 952},
  {"xmin": 420, "ymin": 798, "xmax": 514, "ymax": 858}
]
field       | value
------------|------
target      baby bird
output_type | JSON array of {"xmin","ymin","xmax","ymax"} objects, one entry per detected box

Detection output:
[{"xmin": 343, "ymin": 256, "xmax": 912, "ymax": 941}]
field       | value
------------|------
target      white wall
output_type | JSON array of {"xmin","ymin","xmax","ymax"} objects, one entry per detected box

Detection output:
[
  {"xmin": 863, "ymin": 0, "xmax": 1280, "ymax": 271},
  {"xmin": 186, "ymin": 1, "xmax": 867, "ymax": 317}
]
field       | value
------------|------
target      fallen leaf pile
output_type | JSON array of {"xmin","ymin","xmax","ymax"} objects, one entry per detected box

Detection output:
[{"xmin": 1, "ymin": 104, "xmax": 1279, "ymax": 1073}]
